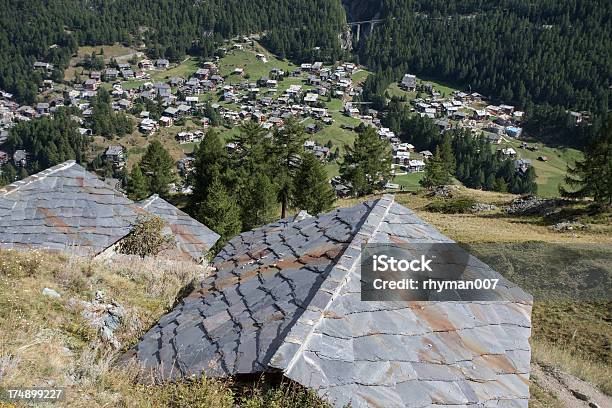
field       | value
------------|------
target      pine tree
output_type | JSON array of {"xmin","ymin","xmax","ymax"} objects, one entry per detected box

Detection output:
[
  {"xmin": 439, "ymin": 135, "xmax": 456, "ymax": 176},
  {"xmin": 420, "ymin": 146, "xmax": 451, "ymax": 188},
  {"xmin": 340, "ymin": 126, "xmax": 392, "ymax": 196},
  {"xmin": 192, "ymin": 129, "xmax": 229, "ymax": 202},
  {"xmin": 126, "ymin": 163, "xmax": 149, "ymax": 201},
  {"xmin": 561, "ymin": 115, "xmax": 612, "ymax": 207},
  {"xmin": 520, "ymin": 166, "xmax": 538, "ymax": 194},
  {"xmin": 18, "ymin": 167, "xmax": 28, "ymax": 180},
  {"xmin": 292, "ymin": 153, "xmax": 335, "ymax": 215},
  {"xmin": 140, "ymin": 140, "xmax": 175, "ymax": 197},
  {"xmin": 195, "ymin": 174, "xmax": 242, "ymax": 250},
  {"xmin": 239, "ymin": 171, "xmax": 278, "ymax": 230},
  {"xmin": 3, "ymin": 163, "xmax": 17, "ymax": 183},
  {"xmin": 274, "ymin": 118, "xmax": 306, "ymax": 217},
  {"xmin": 493, "ymin": 177, "xmax": 508, "ymax": 192}
]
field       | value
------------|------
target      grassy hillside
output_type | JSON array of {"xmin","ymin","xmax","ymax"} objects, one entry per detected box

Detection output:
[{"xmin": 495, "ymin": 138, "xmax": 583, "ymax": 197}]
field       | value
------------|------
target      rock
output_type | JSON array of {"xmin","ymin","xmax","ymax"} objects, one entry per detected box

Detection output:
[
  {"xmin": 104, "ymin": 313, "xmax": 122, "ymax": 331},
  {"xmin": 67, "ymin": 295, "xmax": 126, "ymax": 348},
  {"xmin": 427, "ymin": 185, "xmax": 460, "ymax": 199},
  {"xmin": 470, "ymin": 203, "xmax": 497, "ymax": 213},
  {"xmin": 571, "ymin": 389, "xmax": 589, "ymax": 401},
  {"xmin": 589, "ymin": 402, "xmax": 601, "ymax": 408},
  {"xmin": 504, "ymin": 195, "xmax": 564, "ymax": 216},
  {"xmin": 42, "ymin": 287, "xmax": 61, "ymax": 298},
  {"xmin": 95, "ymin": 290, "xmax": 105, "ymax": 301},
  {"xmin": 550, "ymin": 221, "xmax": 588, "ymax": 232}
]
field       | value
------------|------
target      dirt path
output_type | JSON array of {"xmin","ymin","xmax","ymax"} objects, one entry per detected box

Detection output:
[{"xmin": 532, "ymin": 363, "xmax": 612, "ymax": 408}]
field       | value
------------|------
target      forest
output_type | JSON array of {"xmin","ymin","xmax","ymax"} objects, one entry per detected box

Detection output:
[
  {"xmin": 3, "ymin": 0, "xmax": 609, "ymax": 116},
  {"xmin": 0, "ymin": 0, "xmax": 347, "ymax": 103},
  {"xmin": 356, "ymin": 0, "xmax": 611, "ymax": 116}
]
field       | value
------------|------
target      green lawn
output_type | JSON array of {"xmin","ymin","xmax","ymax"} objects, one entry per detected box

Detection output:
[
  {"xmin": 309, "ymin": 112, "xmax": 360, "ymax": 155},
  {"xmin": 387, "ymin": 82, "xmax": 417, "ymax": 100},
  {"xmin": 122, "ymin": 80, "xmax": 146, "ymax": 90},
  {"xmin": 325, "ymin": 98, "xmax": 344, "ymax": 111},
  {"xmin": 217, "ymin": 46, "xmax": 297, "ymax": 80},
  {"xmin": 149, "ymin": 58, "xmax": 200, "ymax": 82},
  {"xmin": 351, "ymin": 69, "xmax": 371, "ymax": 85},
  {"xmin": 496, "ymin": 138, "xmax": 583, "ymax": 197},
  {"xmin": 418, "ymin": 77, "xmax": 461, "ymax": 98},
  {"xmin": 391, "ymin": 172, "xmax": 424, "ymax": 191}
]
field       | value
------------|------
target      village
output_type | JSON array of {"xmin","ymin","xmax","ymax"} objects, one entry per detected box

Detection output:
[{"xmin": 0, "ymin": 37, "xmax": 573, "ymax": 197}]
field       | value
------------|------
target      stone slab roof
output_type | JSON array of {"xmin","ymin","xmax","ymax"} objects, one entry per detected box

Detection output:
[
  {"xmin": 0, "ymin": 161, "xmax": 218, "ymax": 259},
  {"xmin": 137, "ymin": 195, "xmax": 219, "ymax": 261},
  {"xmin": 127, "ymin": 195, "xmax": 532, "ymax": 407}
]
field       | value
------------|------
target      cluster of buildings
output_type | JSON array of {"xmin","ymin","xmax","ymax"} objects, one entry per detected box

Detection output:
[{"xmin": 1, "ymin": 41, "xmax": 570, "ymax": 197}]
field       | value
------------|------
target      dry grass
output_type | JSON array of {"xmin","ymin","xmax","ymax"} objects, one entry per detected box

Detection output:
[
  {"xmin": 531, "ymin": 340, "xmax": 612, "ymax": 396},
  {"xmin": 337, "ymin": 188, "xmax": 612, "ymax": 244},
  {"xmin": 529, "ymin": 373, "xmax": 565, "ymax": 408},
  {"xmin": 0, "ymin": 249, "xmax": 207, "ymax": 404}
]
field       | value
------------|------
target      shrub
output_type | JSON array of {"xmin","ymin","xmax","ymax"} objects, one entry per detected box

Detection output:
[
  {"xmin": 425, "ymin": 197, "xmax": 476, "ymax": 214},
  {"xmin": 118, "ymin": 215, "xmax": 174, "ymax": 258}
]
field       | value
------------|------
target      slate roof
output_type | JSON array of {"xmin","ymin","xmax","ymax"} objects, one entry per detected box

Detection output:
[
  {"xmin": 127, "ymin": 195, "xmax": 532, "ymax": 407},
  {"xmin": 137, "ymin": 195, "xmax": 219, "ymax": 261},
  {"xmin": 0, "ymin": 161, "xmax": 218, "ymax": 260}
]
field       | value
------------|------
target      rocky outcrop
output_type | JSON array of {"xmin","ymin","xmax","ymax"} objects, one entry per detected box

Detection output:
[
  {"xmin": 505, "ymin": 195, "xmax": 566, "ymax": 216},
  {"xmin": 67, "ymin": 291, "xmax": 134, "ymax": 349}
]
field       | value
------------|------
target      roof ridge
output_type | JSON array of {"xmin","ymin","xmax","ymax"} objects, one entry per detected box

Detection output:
[
  {"xmin": 137, "ymin": 194, "xmax": 160, "ymax": 210},
  {"xmin": 270, "ymin": 194, "xmax": 395, "ymax": 373},
  {"xmin": 0, "ymin": 160, "xmax": 78, "ymax": 196}
]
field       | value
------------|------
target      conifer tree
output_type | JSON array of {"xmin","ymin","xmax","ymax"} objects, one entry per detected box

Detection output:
[
  {"xmin": 561, "ymin": 115, "xmax": 612, "ymax": 207},
  {"xmin": 340, "ymin": 126, "xmax": 392, "ymax": 196},
  {"xmin": 195, "ymin": 174, "xmax": 242, "ymax": 250},
  {"xmin": 140, "ymin": 140, "xmax": 175, "ymax": 197},
  {"xmin": 2, "ymin": 163, "xmax": 17, "ymax": 183},
  {"xmin": 192, "ymin": 129, "xmax": 229, "ymax": 202},
  {"xmin": 239, "ymin": 172, "xmax": 278, "ymax": 231},
  {"xmin": 520, "ymin": 166, "xmax": 538, "ymax": 195},
  {"xmin": 126, "ymin": 163, "xmax": 149, "ymax": 201},
  {"xmin": 292, "ymin": 153, "xmax": 335, "ymax": 215},
  {"xmin": 274, "ymin": 118, "xmax": 306, "ymax": 217},
  {"xmin": 439, "ymin": 134, "xmax": 456, "ymax": 176},
  {"xmin": 420, "ymin": 146, "xmax": 451, "ymax": 188}
]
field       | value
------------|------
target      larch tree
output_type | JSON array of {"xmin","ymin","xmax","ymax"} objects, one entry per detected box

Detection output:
[
  {"xmin": 292, "ymin": 152, "xmax": 335, "ymax": 215},
  {"xmin": 274, "ymin": 118, "xmax": 306, "ymax": 218},
  {"xmin": 140, "ymin": 140, "xmax": 176, "ymax": 197},
  {"xmin": 561, "ymin": 115, "xmax": 612, "ymax": 207},
  {"xmin": 420, "ymin": 146, "xmax": 452, "ymax": 188},
  {"xmin": 126, "ymin": 163, "xmax": 149, "ymax": 201},
  {"xmin": 195, "ymin": 173, "xmax": 242, "ymax": 248},
  {"xmin": 340, "ymin": 126, "xmax": 392, "ymax": 196}
]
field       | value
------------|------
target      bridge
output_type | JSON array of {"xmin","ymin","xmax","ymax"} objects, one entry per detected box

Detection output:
[{"xmin": 346, "ymin": 18, "xmax": 391, "ymax": 42}]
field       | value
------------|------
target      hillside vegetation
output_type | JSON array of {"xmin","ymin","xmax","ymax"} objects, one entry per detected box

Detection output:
[
  {"xmin": 356, "ymin": 0, "xmax": 611, "ymax": 116},
  {"xmin": 0, "ymin": 0, "xmax": 347, "ymax": 103}
]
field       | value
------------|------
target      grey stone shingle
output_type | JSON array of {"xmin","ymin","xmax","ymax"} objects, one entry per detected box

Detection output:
[
  {"xmin": 126, "ymin": 195, "xmax": 532, "ymax": 407},
  {"xmin": 0, "ymin": 161, "xmax": 218, "ymax": 260}
]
